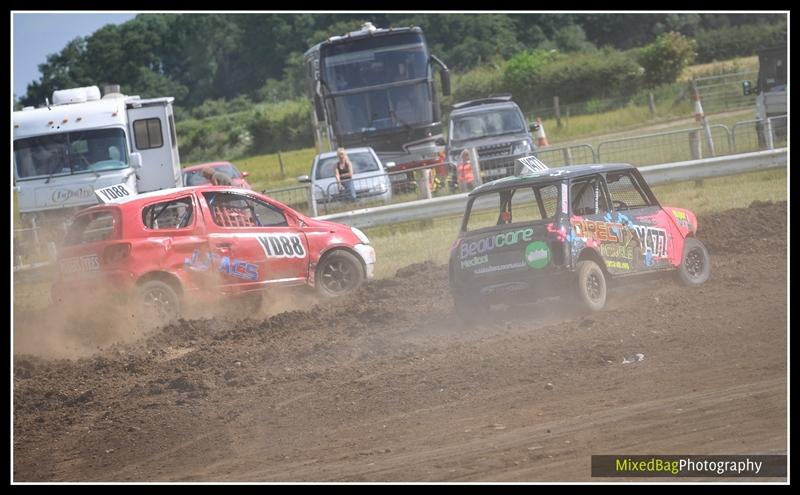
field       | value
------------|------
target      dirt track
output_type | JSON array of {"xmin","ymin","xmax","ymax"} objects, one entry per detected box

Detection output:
[{"xmin": 13, "ymin": 201, "xmax": 787, "ymax": 482}]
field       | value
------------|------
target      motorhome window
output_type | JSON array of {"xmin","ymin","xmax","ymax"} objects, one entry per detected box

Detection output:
[
  {"xmin": 14, "ymin": 128, "xmax": 128, "ymax": 179},
  {"xmin": 133, "ymin": 118, "xmax": 164, "ymax": 149}
]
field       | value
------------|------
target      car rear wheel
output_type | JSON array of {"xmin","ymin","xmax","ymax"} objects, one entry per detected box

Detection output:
[
  {"xmin": 676, "ymin": 237, "xmax": 711, "ymax": 286},
  {"xmin": 138, "ymin": 280, "xmax": 181, "ymax": 324},
  {"xmin": 316, "ymin": 250, "xmax": 365, "ymax": 298},
  {"xmin": 577, "ymin": 260, "xmax": 607, "ymax": 312}
]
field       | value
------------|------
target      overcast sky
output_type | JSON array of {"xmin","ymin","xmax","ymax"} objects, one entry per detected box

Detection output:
[{"xmin": 12, "ymin": 12, "xmax": 137, "ymax": 99}]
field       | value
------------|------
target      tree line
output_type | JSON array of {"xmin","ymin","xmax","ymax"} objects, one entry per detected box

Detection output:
[{"xmin": 18, "ymin": 13, "xmax": 786, "ymax": 111}]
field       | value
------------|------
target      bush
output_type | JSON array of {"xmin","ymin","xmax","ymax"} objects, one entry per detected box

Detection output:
[
  {"xmin": 694, "ymin": 22, "xmax": 787, "ymax": 63},
  {"xmin": 639, "ymin": 32, "xmax": 696, "ymax": 88},
  {"xmin": 176, "ymin": 99, "xmax": 313, "ymax": 162},
  {"xmin": 505, "ymin": 49, "xmax": 644, "ymax": 112}
]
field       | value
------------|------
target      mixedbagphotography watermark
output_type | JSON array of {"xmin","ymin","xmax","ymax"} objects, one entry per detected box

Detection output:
[{"xmin": 591, "ymin": 455, "xmax": 787, "ymax": 478}]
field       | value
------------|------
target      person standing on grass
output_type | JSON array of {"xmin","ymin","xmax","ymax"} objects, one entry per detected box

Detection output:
[{"xmin": 334, "ymin": 148, "xmax": 357, "ymax": 201}]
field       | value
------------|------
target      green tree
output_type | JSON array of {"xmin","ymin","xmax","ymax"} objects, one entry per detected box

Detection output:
[{"xmin": 638, "ymin": 32, "xmax": 696, "ymax": 87}]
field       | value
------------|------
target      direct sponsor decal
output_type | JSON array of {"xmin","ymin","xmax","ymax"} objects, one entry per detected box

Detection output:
[
  {"xmin": 525, "ymin": 241, "xmax": 551, "ymax": 269},
  {"xmin": 256, "ymin": 233, "xmax": 306, "ymax": 258},
  {"xmin": 460, "ymin": 228, "xmax": 534, "ymax": 259},
  {"xmin": 184, "ymin": 249, "xmax": 259, "ymax": 281},
  {"xmin": 60, "ymin": 254, "xmax": 100, "ymax": 274}
]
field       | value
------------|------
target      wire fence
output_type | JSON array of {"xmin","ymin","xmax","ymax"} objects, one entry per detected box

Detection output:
[{"xmin": 14, "ymin": 114, "xmax": 787, "ymax": 270}]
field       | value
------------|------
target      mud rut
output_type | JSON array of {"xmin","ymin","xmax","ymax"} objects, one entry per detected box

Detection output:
[{"xmin": 13, "ymin": 201, "xmax": 787, "ymax": 481}]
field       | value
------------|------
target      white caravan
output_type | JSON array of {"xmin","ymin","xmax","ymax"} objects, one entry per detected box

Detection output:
[{"xmin": 13, "ymin": 85, "xmax": 183, "ymax": 226}]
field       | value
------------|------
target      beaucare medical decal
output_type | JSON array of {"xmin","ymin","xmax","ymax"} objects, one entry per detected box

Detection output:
[{"xmin": 459, "ymin": 228, "xmax": 534, "ymax": 260}]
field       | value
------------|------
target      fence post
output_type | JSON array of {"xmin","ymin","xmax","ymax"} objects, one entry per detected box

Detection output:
[
  {"xmin": 469, "ymin": 147, "xmax": 483, "ymax": 187},
  {"xmin": 307, "ymin": 185, "xmax": 318, "ymax": 217},
  {"xmin": 563, "ymin": 147, "xmax": 573, "ymax": 166},
  {"xmin": 702, "ymin": 118, "xmax": 716, "ymax": 157},
  {"xmin": 647, "ymin": 93, "xmax": 657, "ymax": 119},
  {"xmin": 277, "ymin": 150, "xmax": 286, "ymax": 178},
  {"xmin": 417, "ymin": 169, "xmax": 432, "ymax": 200},
  {"xmin": 689, "ymin": 131, "xmax": 703, "ymax": 160},
  {"xmin": 553, "ymin": 96, "xmax": 562, "ymax": 129},
  {"xmin": 763, "ymin": 118, "xmax": 774, "ymax": 150}
]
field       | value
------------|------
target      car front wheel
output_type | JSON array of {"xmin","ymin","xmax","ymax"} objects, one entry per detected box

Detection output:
[
  {"xmin": 676, "ymin": 237, "xmax": 711, "ymax": 286},
  {"xmin": 316, "ymin": 250, "xmax": 365, "ymax": 297},
  {"xmin": 577, "ymin": 260, "xmax": 607, "ymax": 312},
  {"xmin": 138, "ymin": 280, "xmax": 181, "ymax": 324}
]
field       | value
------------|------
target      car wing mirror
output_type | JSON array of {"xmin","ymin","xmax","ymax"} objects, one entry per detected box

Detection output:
[
  {"xmin": 129, "ymin": 152, "xmax": 143, "ymax": 170},
  {"xmin": 241, "ymin": 171, "xmax": 250, "ymax": 178},
  {"xmin": 385, "ymin": 161, "xmax": 396, "ymax": 169},
  {"xmin": 297, "ymin": 175, "xmax": 311, "ymax": 183}
]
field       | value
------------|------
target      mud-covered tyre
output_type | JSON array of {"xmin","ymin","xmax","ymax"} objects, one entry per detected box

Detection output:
[
  {"xmin": 316, "ymin": 250, "xmax": 365, "ymax": 298},
  {"xmin": 577, "ymin": 260, "xmax": 607, "ymax": 312},
  {"xmin": 676, "ymin": 237, "xmax": 711, "ymax": 286},
  {"xmin": 138, "ymin": 280, "xmax": 181, "ymax": 324}
]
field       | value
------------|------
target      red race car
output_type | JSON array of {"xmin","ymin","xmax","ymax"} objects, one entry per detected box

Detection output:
[{"xmin": 52, "ymin": 185, "xmax": 375, "ymax": 322}]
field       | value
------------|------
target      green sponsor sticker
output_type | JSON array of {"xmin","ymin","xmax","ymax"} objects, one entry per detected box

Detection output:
[{"xmin": 525, "ymin": 241, "xmax": 551, "ymax": 269}]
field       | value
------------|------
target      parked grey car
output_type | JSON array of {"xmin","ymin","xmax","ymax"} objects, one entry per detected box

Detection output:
[
  {"xmin": 299, "ymin": 147, "xmax": 393, "ymax": 208},
  {"xmin": 446, "ymin": 95, "xmax": 538, "ymax": 181}
]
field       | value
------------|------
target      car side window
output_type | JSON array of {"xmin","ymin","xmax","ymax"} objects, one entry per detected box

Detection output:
[
  {"xmin": 63, "ymin": 211, "xmax": 116, "ymax": 245},
  {"xmin": 142, "ymin": 197, "xmax": 194, "ymax": 230},
  {"xmin": 570, "ymin": 176, "xmax": 610, "ymax": 216},
  {"xmin": 204, "ymin": 192, "xmax": 288, "ymax": 228},
  {"xmin": 605, "ymin": 172, "xmax": 652, "ymax": 210}
]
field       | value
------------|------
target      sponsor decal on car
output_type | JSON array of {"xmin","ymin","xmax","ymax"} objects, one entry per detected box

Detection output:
[
  {"xmin": 525, "ymin": 241, "xmax": 551, "ymax": 269},
  {"xmin": 460, "ymin": 228, "xmax": 534, "ymax": 259},
  {"xmin": 60, "ymin": 254, "xmax": 100, "ymax": 274},
  {"xmin": 184, "ymin": 249, "xmax": 259, "ymax": 281},
  {"xmin": 461, "ymin": 255, "xmax": 488, "ymax": 269}
]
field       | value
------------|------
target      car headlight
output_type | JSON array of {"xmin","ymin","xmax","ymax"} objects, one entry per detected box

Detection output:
[
  {"xmin": 512, "ymin": 140, "xmax": 532, "ymax": 155},
  {"xmin": 351, "ymin": 227, "xmax": 370, "ymax": 245}
]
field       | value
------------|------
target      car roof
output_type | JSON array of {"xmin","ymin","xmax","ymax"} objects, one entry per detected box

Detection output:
[
  {"xmin": 76, "ymin": 185, "xmax": 255, "ymax": 214},
  {"xmin": 182, "ymin": 162, "xmax": 235, "ymax": 172},
  {"xmin": 450, "ymin": 100, "xmax": 521, "ymax": 117},
  {"xmin": 315, "ymin": 147, "xmax": 374, "ymax": 160},
  {"xmin": 468, "ymin": 163, "xmax": 637, "ymax": 196}
]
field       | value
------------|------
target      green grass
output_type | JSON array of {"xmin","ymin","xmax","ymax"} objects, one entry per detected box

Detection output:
[{"xmin": 364, "ymin": 167, "xmax": 787, "ymax": 279}]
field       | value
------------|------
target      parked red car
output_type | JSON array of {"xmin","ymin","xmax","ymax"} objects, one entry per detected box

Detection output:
[
  {"xmin": 52, "ymin": 186, "xmax": 375, "ymax": 321},
  {"xmin": 182, "ymin": 161, "xmax": 253, "ymax": 189}
]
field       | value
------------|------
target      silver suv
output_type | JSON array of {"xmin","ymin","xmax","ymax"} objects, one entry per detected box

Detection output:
[{"xmin": 446, "ymin": 95, "xmax": 538, "ymax": 181}]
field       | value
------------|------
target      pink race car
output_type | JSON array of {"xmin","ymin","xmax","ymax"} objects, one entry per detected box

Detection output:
[
  {"xmin": 449, "ymin": 162, "xmax": 710, "ymax": 315},
  {"xmin": 52, "ymin": 185, "xmax": 375, "ymax": 322}
]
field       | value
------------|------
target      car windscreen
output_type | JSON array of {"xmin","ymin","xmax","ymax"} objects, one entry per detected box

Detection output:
[
  {"xmin": 183, "ymin": 164, "xmax": 241, "ymax": 186},
  {"xmin": 314, "ymin": 152, "xmax": 380, "ymax": 180},
  {"xmin": 15, "ymin": 128, "xmax": 129, "ymax": 180},
  {"xmin": 451, "ymin": 108, "xmax": 526, "ymax": 142}
]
